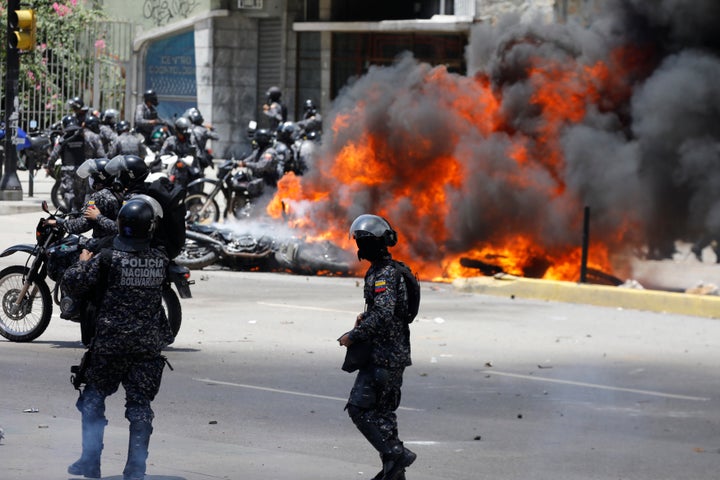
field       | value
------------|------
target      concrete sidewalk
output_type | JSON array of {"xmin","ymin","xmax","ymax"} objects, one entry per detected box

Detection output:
[{"xmin": 0, "ymin": 168, "xmax": 54, "ymax": 215}]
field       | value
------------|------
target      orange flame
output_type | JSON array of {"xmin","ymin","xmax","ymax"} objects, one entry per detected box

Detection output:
[{"xmin": 267, "ymin": 46, "xmax": 654, "ymax": 283}]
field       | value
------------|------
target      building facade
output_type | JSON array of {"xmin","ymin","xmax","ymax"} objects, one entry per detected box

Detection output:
[{"xmin": 103, "ymin": 0, "xmax": 592, "ymax": 157}]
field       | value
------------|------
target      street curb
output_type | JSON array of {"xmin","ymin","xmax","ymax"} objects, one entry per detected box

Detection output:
[
  {"xmin": 453, "ymin": 274, "xmax": 720, "ymax": 319},
  {"xmin": 0, "ymin": 199, "xmax": 45, "ymax": 215}
]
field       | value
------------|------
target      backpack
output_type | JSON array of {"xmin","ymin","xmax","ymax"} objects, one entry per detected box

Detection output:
[
  {"xmin": 393, "ymin": 260, "xmax": 421, "ymax": 324},
  {"xmin": 146, "ymin": 176, "xmax": 187, "ymax": 259}
]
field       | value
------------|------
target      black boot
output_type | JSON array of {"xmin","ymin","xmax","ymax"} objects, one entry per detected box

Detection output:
[
  {"xmin": 123, "ymin": 422, "xmax": 153, "ymax": 480},
  {"xmin": 380, "ymin": 442, "xmax": 416, "ymax": 480},
  {"xmin": 68, "ymin": 418, "xmax": 106, "ymax": 479},
  {"xmin": 353, "ymin": 419, "xmax": 415, "ymax": 480}
]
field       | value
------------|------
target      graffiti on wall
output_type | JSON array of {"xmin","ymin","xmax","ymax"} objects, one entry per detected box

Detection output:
[{"xmin": 143, "ymin": 0, "xmax": 201, "ymax": 27}]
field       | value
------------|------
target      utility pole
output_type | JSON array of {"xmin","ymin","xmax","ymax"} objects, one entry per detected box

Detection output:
[{"xmin": 2, "ymin": 1, "xmax": 36, "ymax": 200}]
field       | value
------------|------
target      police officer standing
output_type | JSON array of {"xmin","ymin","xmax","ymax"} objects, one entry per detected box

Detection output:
[
  {"xmin": 64, "ymin": 198, "xmax": 173, "ymax": 480},
  {"xmin": 339, "ymin": 214, "xmax": 417, "ymax": 480},
  {"xmin": 134, "ymin": 89, "xmax": 161, "ymax": 145},
  {"xmin": 262, "ymin": 86, "xmax": 287, "ymax": 131},
  {"xmin": 112, "ymin": 120, "xmax": 148, "ymax": 160},
  {"xmin": 46, "ymin": 115, "xmax": 106, "ymax": 212}
]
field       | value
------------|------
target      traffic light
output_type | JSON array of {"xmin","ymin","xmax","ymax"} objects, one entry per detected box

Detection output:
[{"xmin": 9, "ymin": 9, "xmax": 36, "ymax": 51}]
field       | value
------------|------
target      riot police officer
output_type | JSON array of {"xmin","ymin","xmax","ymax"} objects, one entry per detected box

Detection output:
[
  {"xmin": 159, "ymin": 117, "xmax": 199, "ymax": 158},
  {"xmin": 68, "ymin": 95, "xmax": 89, "ymax": 124},
  {"xmin": 46, "ymin": 115, "xmax": 106, "ymax": 212},
  {"xmin": 339, "ymin": 214, "xmax": 416, "ymax": 480},
  {"xmin": 239, "ymin": 128, "xmax": 280, "ymax": 187},
  {"xmin": 297, "ymin": 98, "xmax": 322, "ymax": 138},
  {"xmin": 111, "ymin": 120, "xmax": 147, "ymax": 159},
  {"xmin": 184, "ymin": 107, "xmax": 219, "ymax": 169},
  {"xmin": 262, "ymin": 86, "xmax": 287, "ymax": 131},
  {"xmin": 64, "ymin": 198, "xmax": 172, "ymax": 480},
  {"xmin": 134, "ymin": 89, "xmax": 161, "ymax": 145},
  {"xmin": 49, "ymin": 157, "xmax": 121, "ymax": 246}
]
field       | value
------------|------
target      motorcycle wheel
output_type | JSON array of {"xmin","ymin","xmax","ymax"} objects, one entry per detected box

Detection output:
[
  {"xmin": 162, "ymin": 286, "xmax": 182, "ymax": 338},
  {"xmin": 175, "ymin": 239, "xmax": 218, "ymax": 270},
  {"xmin": 50, "ymin": 180, "xmax": 69, "ymax": 213},
  {"xmin": 230, "ymin": 195, "xmax": 255, "ymax": 220},
  {"xmin": 185, "ymin": 193, "xmax": 219, "ymax": 225},
  {"xmin": 0, "ymin": 265, "xmax": 53, "ymax": 342},
  {"xmin": 293, "ymin": 241, "xmax": 351, "ymax": 276}
]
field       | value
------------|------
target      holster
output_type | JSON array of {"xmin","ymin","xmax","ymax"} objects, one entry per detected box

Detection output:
[{"xmin": 70, "ymin": 350, "xmax": 93, "ymax": 390}]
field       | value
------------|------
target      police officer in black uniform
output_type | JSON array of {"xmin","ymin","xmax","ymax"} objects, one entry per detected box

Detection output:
[
  {"xmin": 64, "ymin": 199, "xmax": 172, "ymax": 480},
  {"xmin": 134, "ymin": 89, "xmax": 160, "ymax": 145},
  {"xmin": 262, "ymin": 86, "xmax": 287, "ymax": 131},
  {"xmin": 184, "ymin": 107, "xmax": 219, "ymax": 169},
  {"xmin": 46, "ymin": 157, "xmax": 120, "ymax": 247},
  {"xmin": 339, "ymin": 214, "xmax": 416, "ymax": 480},
  {"xmin": 111, "ymin": 120, "xmax": 147, "ymax": 159},
  {"xmin": 46, "ymin": 115, "xmax": 106, "ymax": 212}
]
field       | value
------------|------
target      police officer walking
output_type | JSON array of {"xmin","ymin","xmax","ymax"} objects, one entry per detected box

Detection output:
[
  {"xmin": 64, "ymin": 198, "xmax": 173, "ymax": 480},
  {"xmin": 339, "ymin": 214, "xmax": 417, "ymax": 480}
]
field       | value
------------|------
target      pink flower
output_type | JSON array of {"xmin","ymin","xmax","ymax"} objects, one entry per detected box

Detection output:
[
  {"xmin": 71, "ymin": 0, "xmax": 78, "ymax": 5},
  {"xmin": 52, "ymin": 2, "xmax": 71, "ymax": 17},
  {"xmin": 94, "ymin": 39, "xmax": 106, "ymax": 50},
  {"xmin": 26, "ymin": 71, "xmax": 35, "ymax": 81}
]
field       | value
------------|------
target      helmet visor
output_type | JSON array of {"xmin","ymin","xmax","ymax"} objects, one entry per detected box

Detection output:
[
  {"xmin": 349, "ymin": 214, "xmax": 391, "ymax": 239},
  {"xmin": 105, "ymin": 155, "xmax": 127, "ymax": 177},
  {"xmin": 76, "ymin": 159, "xmax": 97, "ymax": 179}
]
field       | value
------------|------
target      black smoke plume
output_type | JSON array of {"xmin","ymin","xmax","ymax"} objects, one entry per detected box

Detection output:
[{"xmin": 296, "ymin": 0, "xmax": 720, "ymax": 278}]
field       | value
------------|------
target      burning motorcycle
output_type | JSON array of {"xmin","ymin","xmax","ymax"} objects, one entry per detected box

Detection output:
[
  {"xmin": 184, "ymin": 159, "xmax": 265, "ymax": 224},
  {"xmin": 177, "ymin": 221, "xmax": 353, "ymax": 275},
  {"xmin": 0, "ymin": 201, "xmax": 192, "ymax": 344}
]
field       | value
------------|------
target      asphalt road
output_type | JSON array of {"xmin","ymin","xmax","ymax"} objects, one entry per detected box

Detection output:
[{"xmin": 1, "ymin": 267, "xmax": 719, "ymax": 480}]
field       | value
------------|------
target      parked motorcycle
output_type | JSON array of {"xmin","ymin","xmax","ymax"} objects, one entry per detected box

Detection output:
[
  {"xmin": 176, "ymin": 221, "xmax": 353, "ymax": 275},
  {"xmin": 0, "ymin": 201, "xmax": 192, "ymax": 344},
  {"xmin": 146, "ymin": 119, "xmax": 175, "ymax": 153},
  {"xmin": 184, "ymin": 159, "xmax": 265, "ymax": 224}
]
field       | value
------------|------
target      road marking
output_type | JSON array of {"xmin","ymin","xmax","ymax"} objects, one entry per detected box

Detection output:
[
  {"xmin": 257, "ymin": 301, "xmax": 356, "ymax": 314},
  {"xmin": 194, "ymin": 378, "xmax": 424, "ymax": 411},
  {"xmin": 484, "ymin": 370, "xmax": 710, "ymax": 401}
]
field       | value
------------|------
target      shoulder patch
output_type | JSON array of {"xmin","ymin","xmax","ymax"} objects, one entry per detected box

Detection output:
[{"xmin": 374, "ymin": 279, "xmax": 387, "ymax": 293}]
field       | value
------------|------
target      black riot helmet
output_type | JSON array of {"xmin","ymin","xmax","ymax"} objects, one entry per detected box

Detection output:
[
  {"xmin": 105, "ymin": 154, "xmax": 149, "ymax": 191},
  {"xmin": 114, "ymin": 198, "xmax": 157, "ymax": 252},
  {"xmin": 253, "ymin": 128, "xmax": 273, "ymax": 149},
  {"xmin": 61, "ymin": 114, "xmax": 81, "ymax": 133},
  {"xmin": 77, "ymin": 157, "xmax": 114, "ymax": 191},
  {"xmin": 184, "ymin": 107, "xmax": 204, "ymax": 126},
  {"xmin": 266, "ymin": 86, "xmax": 282, "ymax": 102},
  {"xmin": 67, "ymin": 96, "xmax": 84, "ymax": 111},
  {"xmin": 101, "ymin": 108, "xmax": 119, "ymax": 126},
  {"xmin": 143, "ymin": 89, "xmax": 158, "ymax": 106},
  {"xmin": 303, "ymin": 99, "xmax": 317, "ymax": 116},
  {"xmin": 277, "ymin": 121, "xmax": 296, "ymax": 144},
  {"xmin": 350, "ymin": 214, "xmax": 398, "ymax": 246},
  {"xmin": 349, "ymin": 214, "xmax": 398, "ymax": 262},
  {"xmin": 174, "ymin": 116, "xmax": 191, "ymax": 137},
  {"xmin": 84, "ymin": 114, "xmax": 100, "ymax": 134},
  {"xmin": 116, "ymin": 120, "xmax": 131, "ymax": 134}
]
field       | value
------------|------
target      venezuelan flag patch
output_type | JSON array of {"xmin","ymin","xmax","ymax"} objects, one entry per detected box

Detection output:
[{"xmin": 374, "ymin": 279, "xmax": 387, "ymax": 293}]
